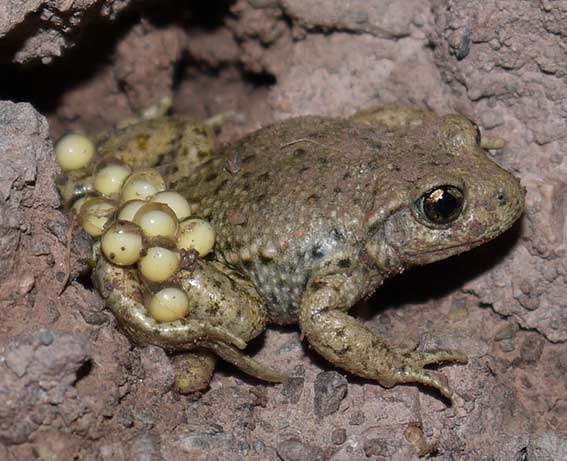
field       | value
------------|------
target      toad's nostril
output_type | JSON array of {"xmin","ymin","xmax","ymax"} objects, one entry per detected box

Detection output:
[{"xmin": 496, "ymin": 189, "xmax": 507, "ymax": 206}]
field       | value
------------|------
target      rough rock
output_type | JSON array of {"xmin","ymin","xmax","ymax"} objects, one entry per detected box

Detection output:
[
  {"xmin": 1, "ymin": 1, "xmax": 567, "ymax": 459},
  {"xmin": 0, "ymin": 0, "xmax": 135, "ymax": 64},
  {"xmin": 432, "ymin": 0, "xmax": 567, "ymax": 343},
  {"xmin": 0, "ymin": 330, "xmax": 90, "ymax": 445},
  {"xmin": 529, "ymin": 432, "xmax": 567, "ymax": 461}
]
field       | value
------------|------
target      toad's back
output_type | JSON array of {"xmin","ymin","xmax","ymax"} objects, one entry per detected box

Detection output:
[{"xmin": 174, "ymin": 116, "xmax": 388, "ymax": 323}]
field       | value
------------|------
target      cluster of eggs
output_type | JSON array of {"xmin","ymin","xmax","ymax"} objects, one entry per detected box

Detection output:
[{"xmin": 55, "ymin": 133, "xmax": 216, "ymax": 323}]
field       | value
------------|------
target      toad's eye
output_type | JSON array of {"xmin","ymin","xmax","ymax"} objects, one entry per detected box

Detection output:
[{"xmin": 418, "ymin": 185, "xmax": 464, "ymax": 225}]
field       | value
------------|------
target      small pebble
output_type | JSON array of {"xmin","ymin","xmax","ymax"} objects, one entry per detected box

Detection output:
[
  {"xmin": 38, "ymin": 329, "xmax": 54, "ymax": 346},
  {"xmin": 280, "ymin": 376, "xmax": 304, "ymax": 404},
  {"xmin": 276, "ymin": 438, "xmax": 324, "ymax": 461},
  {"xmin": 313, "ymin": 371, "xmax": 348, "ymax": 417},
  {"xmin": 348, "ymin": 410, "xmax": 365, "ymax": 426},
  {"xmin": 363, "ymin": 438, "xmax": 387, "ymax": 458},
  {"xmin": 331, "ymin": 428, "xmax": 347, "ymax": 445}
]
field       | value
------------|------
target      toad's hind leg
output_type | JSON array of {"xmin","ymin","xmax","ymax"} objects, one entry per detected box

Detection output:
[
  {"xmin": 93, "ymin": 250, "xmax": 287, "ymax": 389},
  {"xmin": 298, "ymin": 272, "xmax": 467, "ymax": 400},
  {"xmin": 96, "ymin": 115, "xmax": 216, "ymax": 184},
  {"xmin": 56, "ymin": 115, "xmax": 217, "ymax": 206}
]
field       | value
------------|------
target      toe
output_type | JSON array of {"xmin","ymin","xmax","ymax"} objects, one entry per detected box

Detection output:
[{"xmin": 403, "ymin": 349, "xmax": 468, "ymax": 367}]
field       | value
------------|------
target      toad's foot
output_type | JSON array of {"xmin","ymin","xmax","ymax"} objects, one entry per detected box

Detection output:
[
  {"xmin": 299, "ymin": 272, "xmax": 467, "ymax": 400},
  {"xmin": 173, "ymin": 346, "xmax": 286, "ymax": 394},
  {"xmin": 173, "ymin": 351, "xmax": 216, "ymax": 394},
  {"xmin": 375, "ymin": 349, "xmax": 467, "ymax": 399}
]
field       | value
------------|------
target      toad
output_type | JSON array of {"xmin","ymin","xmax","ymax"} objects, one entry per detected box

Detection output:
[{"xmin": 57, "ymin": 107, "xmax": 524, "ymax": 398}]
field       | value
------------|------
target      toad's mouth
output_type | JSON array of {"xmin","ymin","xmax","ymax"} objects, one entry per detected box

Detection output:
[{"xmin": 399, "ymin": 205, "xmax": 524, "ymax": 266}]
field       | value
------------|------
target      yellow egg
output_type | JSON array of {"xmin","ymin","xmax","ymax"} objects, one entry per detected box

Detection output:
[
  {"xmin": 94, "ymin": 163, "xmax": 131, "ymax": 196},
  {"xmin": 177, "ymin": 219, "xmax": 216, "ymax": 256},
  {"xmin": 138, "ymin": 247, "xmax": 180, "ymax": 282},
  {"xmin": 148, "ymin": 287, "xmax": 190, "ymax": 322},
  {"xmin": 101, "ymin": 222, "xmax": 143, "ymax": 266},
  {"xmin": 78, "ymin": 197, "xmax": 116, "ymax": 237},
  {"xmin": 120, "ymin": 169, "xmax": 166, "ymax": 203},
  {"xmin": 71, "ymin": 196, "xmax": 89, "ymax": 214},
  {"xmin": 133, "ymin": 203, "xmax": 178, "ymax": 238},
  {"xmin": 117, "ymin": 200, "xmax": 146, "ymax": 222},
  {"xmin": 55, "ymin": 133, "xmax": 95, "ymax": 171},
  {"xmin": 150, "ymin": 191, "xmax": 192, "ymax": 220}
]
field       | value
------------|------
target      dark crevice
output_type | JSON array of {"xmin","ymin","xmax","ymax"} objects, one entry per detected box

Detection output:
[
  {"xmin": 242, "ymin": 69, "xmax": 277, "ymax": 87},
  {"xmin": 75, "ymin": 269, "xmax": 94, "ymax": 291},
  {"xmin": 0, "ymin": 8, "xmax": 138, "ymax": 111},
  {"xmin": 73, "ymin": 359, "xmax": 93, "ymax": 385},
  {"xmin": 183, "ymin": 0, "xmax": 237, "ymax": 29},
  {"xmin": 0, "ymin": 0, "xmax": 245, "ymax": 113}
]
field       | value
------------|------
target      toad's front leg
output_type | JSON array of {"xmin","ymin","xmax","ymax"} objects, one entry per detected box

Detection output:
[{"xmin": 298, "ymin": 272, "xmax": 467, "ymax": 400}]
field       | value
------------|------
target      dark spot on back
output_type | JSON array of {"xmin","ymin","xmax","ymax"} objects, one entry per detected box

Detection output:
[
  {"xmin": 258, "ymin": 252, "xmax": 274, "ymax": 263},
  {"xmin": 307, "ymin": 194, "xmax": 319, "ymax": 204},
  {"xmin": 310, "ymin": 244, "xmax": 325, "ymax": 259},
  {"xmin": 136, "ymin": 134, "xmax": 150, "ymax": 150},
  {"xmin": 214, "ymin": 179, "xmax": 229, "ymax": 195},
  {"xmin": 310, "ymin": 281, "xmax": 326, "ymax": 291},
  {"xmin": 242, "ymin": 154, "xmax": 256, "ymax": 164},
  {"xmin": 242, "ymin": 260, "xmax": 253, "ymax": 269},
  {"xmin": 258, "ymin": 172, "xmax": 270, "ymax": 182},
  {"xmin": 371, "ymin": 141, "xmax": 381, "ymax": 151},
  {"xmin": 205, "ymin": 172, "xmax": 219, "ymax": 182},
  {"xmin": 212, "ymin": 279, "xmax": 223, "ymax": 290},
  {"xmin": 331, "ymin": 228, "xmax": 346, "ymax": 243},
  {"xmin": 293, "ymin": 148, "xmax": 306, "ymax": 157},
  {"xmin": 207, "ymin": 304, "xmax": 220, "ymax": 316},
  {"xmin": 255, "ymin": 193, "xmax": 267, "ymax": 204},
  {"xmin": 337, "ymin": 258, "xmax": 351, "ymax": 268},
  {"xmin": 268, "ymin": 292, "xmax": 279, "ymax": 306}
]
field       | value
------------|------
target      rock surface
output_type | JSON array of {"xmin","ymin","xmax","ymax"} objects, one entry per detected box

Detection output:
[
  {"xmin": 0, "ymin": 0, "xmax": 134, "ymax": 64},
  {"xmin": 1, "ymin": 0, "xmax": 566, "ymax": 459}
]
